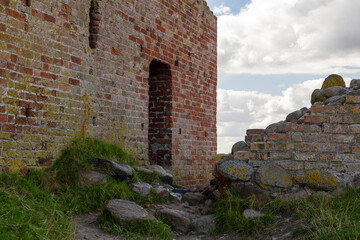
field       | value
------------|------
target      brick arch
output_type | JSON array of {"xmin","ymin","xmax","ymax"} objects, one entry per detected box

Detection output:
[{"xmin": 148, "ymin": 59, "xmax": 173, "ymax": 166}]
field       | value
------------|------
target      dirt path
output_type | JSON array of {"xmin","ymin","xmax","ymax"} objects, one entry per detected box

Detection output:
[
  {"xmin": 74, "ymin": 212, "xmax": 123, "ymax": 240},
  {"xmin": 74, "ymin": 212, "xmax": 309, "ymax": 240}
]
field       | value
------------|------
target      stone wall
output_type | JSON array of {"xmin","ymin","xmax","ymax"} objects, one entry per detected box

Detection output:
[
  {"xmin": 217, "ymin": 76, "xmax": 360, "ymax": 196},
  {"xmin": 0, "ymin": 0, "xmax": 217, "ymax": 187}
]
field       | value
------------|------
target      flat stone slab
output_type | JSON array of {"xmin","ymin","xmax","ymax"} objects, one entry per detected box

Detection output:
[
  {"xmin": 131, "ymin": 182, "xmax": 152, "ymax": 196},
  {"xmin": 295, "ymin": 170, "xmax": 337, "ymax": 191},
  {"xmin": 194, "ymin": 215, "xmax": 216, "ymax": 234},
  {"xmin": 78, "ymin": 171, "xmax": 107, "ymax": 188},
  {"xmin": 217, "ymin": 160, "xmax": 254, "ymax": 181},
  {"xmin": 106, "ymin": 199, "xmax": 155, "ymax": 226},
  {"xmin": 256, "ymin": 164, "xmax": 292, "ymax": 189},
  {"xmin": 183, "ymin": 192, "xmax": 205, "ymax": 206},
  {"xmin": 155, "ymin": 208, "xmax": 194, "ymax": 233}
]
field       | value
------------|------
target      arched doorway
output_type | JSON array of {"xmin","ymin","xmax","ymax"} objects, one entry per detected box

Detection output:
[{"xmin": 148, "ymin": 60, "xmax": 173, "ymax": 166}]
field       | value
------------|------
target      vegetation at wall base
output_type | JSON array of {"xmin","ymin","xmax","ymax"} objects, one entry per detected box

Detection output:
[
  {"xmin": 51, "ymin": 137, "xmax": 135, "ymax": 186},
  {"xmin": 98, "ymin": 211, "xmax": 172, "ymax": 240},
  {"xmin": 213, "ymin": 191, "xmax": 274, "ymax": 235},
  {"xmin": 2, "ymin": 137, "xmax": 360, "ymax": 239},
  {"xmin": 0, "ymin": 137, "xmax": 170, "ymax": 239}
]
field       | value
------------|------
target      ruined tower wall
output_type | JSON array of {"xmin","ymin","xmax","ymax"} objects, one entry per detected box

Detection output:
[{"xmin": 0, "ymin": 0, "xmax": 217, "ymax": 187}]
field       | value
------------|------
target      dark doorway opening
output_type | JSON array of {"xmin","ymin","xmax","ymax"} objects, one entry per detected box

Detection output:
[{"xmin": 148, "ymin": 60, "xmax": 173, "ymax": 166}]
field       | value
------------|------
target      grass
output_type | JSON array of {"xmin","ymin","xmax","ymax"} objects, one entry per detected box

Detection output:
[
  {"xmin": 51, "ymin": 137, "xmax": 134, "ymax": 186},
  {"xmin": 3, "ymin": 137, "xmax": 360, "ymax": 239},
  {"xmin": 263, "ymin": 187, "xmax": 360, "ymax": 239},
  {"xmin": 213, "ymin": 188, "xmax": 360, "ymax": 239},
  {"xmin": 98, "ymin": 211, "xmax": 172, "ymax": 240},
  {"xmin": 212, "ymin": 191, "xmax": 274, "ymax": 235},
  {"xmin": 0, "ymin": 172, "xmax": 73, "ymax": 240},
  {"xmin": 0, "ymin": 137, "xmax": 171, "ymax": 240}
]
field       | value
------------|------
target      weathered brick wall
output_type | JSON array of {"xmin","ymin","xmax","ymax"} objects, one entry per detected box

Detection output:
[
  {"xmin": 0, "ymin": 0, "xmax": 217, "ymax": 187},
  {"xmin": 235, "ymin": 95, "xmax": 360, "ymax": 188}
]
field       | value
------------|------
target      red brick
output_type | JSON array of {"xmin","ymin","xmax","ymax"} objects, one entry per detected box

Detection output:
[
  {"xmin": 246, "ymin": 129, "xmax": 265, "ymax": 135},
  {"xmin": 346, "ymin": 95, "xmax": 360, "ymax": 104},
  {"xmin": 304, "ymin": 115, "xmax": 328, "ymax": 123},
  {"xmin": 43, "ymin": 14, "xmax": 56, "ymax": 23},
  {"xmin": 5, "ymin": 8, "xmax": 26, "ymax": 21},
  {"xmin": 70, "ymin": 56, "xmax": 81, "ymax": 65},
  {"xmin": 0, "ymin": 0, "xmax": 9, "ymax": 6},
  {"xmin": 323, "ymin": 106, "xmax": 347, "ymax": 114},
  {"xmin": 233, "ymin": 151, "xmax": 254, "ymax": 160},
  {"xmin": 267, "ymin": 133, "xmax": 290, "ymax": 142},
  {"xmin": 329, "ymin": 115, "xmax": 343, "ymax": 123},
  {"xmin": 311, "ymin": 143, "xmax": 336, "ymax": 152},
  {"xmin": 323, "ymin": 124, "xmax": 348, "ymax": 134},
  {"xmin": 304, "ymin": 134, "xmax": 328, "ymax": 143},
  {"xmin": 285, "ymin": 123, "xmax": 304, "ymax": 132},
  {"xmin": 69, "ymin": 78, "xmax": 80, "ymax": 86},
  {"xmin": 250, "ymin": 142, "xmax": 272, "ymax": 151},
  {"xmin": 0, "ymin": 23, "xmax": 5, "ymax": 32},
  {"xmin": 41, "ymin": 55, "xmax": 52, "ymax": 63},
  {"xmin": 349, "ymin": 124, "xmax": 360, "ymax": 134},
  {"xmin": 319, "ymin": 153, "xmax": 334, "ymax": 161},
  {"xmin": 311, "ymin": 105, "xmax": 322, "ymax": 113},
  {"xmin": 330, "ymin": 135, "xmax": 354, "ymax": 143},
  {"xmin": 293, "ymin": 143, "xmax": 311, "ymax": 152},
  {"xmin": 273, "ymin": 142, "xmax": 293, "ymax": 151},
  {"xmin": 343, "ymin": 115, "xmax": 360, "ymax": 124},
  {"xmin": 294, "ymin": 152, "xmax": 317, "ymax": 161},
  {"xmin": 334, "ymin": 154, "xmax": 356, "ymax": 163}
]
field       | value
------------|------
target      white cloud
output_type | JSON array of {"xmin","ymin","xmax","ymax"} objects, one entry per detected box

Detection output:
[
  {"xmin": 217, "ymin": 0, "xmax": 360, "ymax": 77},
  {"xmin": 217, "ymin": 77, "xmax": 351, "ymax": 153},
  {"xmin": 213, "ymin": 4, "xmax": 231, "ymax": 16}
]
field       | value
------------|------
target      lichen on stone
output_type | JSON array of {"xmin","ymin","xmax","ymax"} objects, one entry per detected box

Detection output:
[{"xmin": 296, "ymin": 170, "xmax": 337, "ymax": 191}]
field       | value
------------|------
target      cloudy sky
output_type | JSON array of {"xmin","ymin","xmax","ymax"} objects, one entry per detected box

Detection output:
[{"xmin": 205, "ymin": 0, "xmax": 360, "ymax": 153}]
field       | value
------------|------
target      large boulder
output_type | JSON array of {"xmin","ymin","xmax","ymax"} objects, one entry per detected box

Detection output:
[
  {"xmin": 285, "ymin": 110, "xmax": 305, "ymax": 123},
  {"xmin": 147, "ymin": 165, "xmax": 173, "ymax": 184},
  {"xmin": 324, "ymin": 86, "xmax": 347, "ymax": 98},
  {"xmin": 131, "ymin": 182, "xmax": 152, "ymax": 196},
  {"xmin": 265, "ymin": 121, "xmax": 286, "ymax": 134},
  {"xmin": 105, "ymin": 199, "xmax": 155, "ymax": 226},
  {"xmin": 155, "ymin": 208, "xmax": 194, "ymax": 233},
  {"xmin": 256, "ymin": 164, "xmax": 292, "ymax": 189},
  {"xmin": 217, "ymin": 160, "xmax": 254, "ymax": 181},
  {"xmin": 324, "ymin": 95, "xmax": 346, "ymax": 105},
  {"xmin": 194, "ymin": 215, "xmax": 216, "ymax": 234},
  {"xmin": 350, "ymin": 79, "xmax": 360, "ymax": 90},
  {"xmin": 183, "ymin": 192, "xmax": 205, "ymax": 206},
  {"xmin": 89, "ymin": 158, "xmax": 133, "ymax": 178},
  {"xmin": 295, "ymin": 170, "xmax": 337, "ymax": 191},
  {"xmin": 311, "ymin": 89, "xmax": 326, "ymax": 104},
  {"xmin": 321, "ymin": 74, "xmax": 345, "ymax": 90},
  {"xmin": 231, "ymin": 141, "xmax": 249, "ymax": 154}
]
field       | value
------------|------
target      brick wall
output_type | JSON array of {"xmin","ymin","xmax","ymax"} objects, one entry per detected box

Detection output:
[
  {"xmin": 0, "ymin": 0, "xmax": 217, "ymax": 187},
  {"xmin": 236, "ymin": 95, "xmax": 360, "ymax": 184}
]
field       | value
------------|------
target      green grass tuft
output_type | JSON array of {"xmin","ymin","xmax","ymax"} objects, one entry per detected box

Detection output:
[
  {"xmin": 0, "ymin": 137, "xmax": 172, "ymax": 239},
  {"xmin": 51, "ymin": 137, "xmax": 134, "ymax": 186},
  {"xmin": 213, "ymin": 191, "xmax": 274, "ymax": 234},
  {"xmin": 98, "ymin": 211, "xmax": 172, "ymax": 240},
  {"xmin": 0, "ymin": 172, "xmax": 74, "ymax": 240}
]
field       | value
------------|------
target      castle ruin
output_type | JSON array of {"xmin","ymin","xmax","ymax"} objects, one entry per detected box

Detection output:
[{"xmin": 0, "ymin": 0, "xmax": 217, "ymax": 187}]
